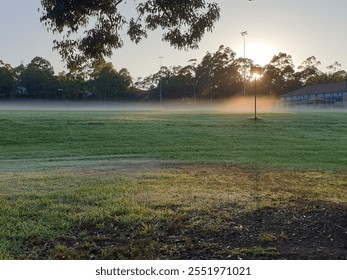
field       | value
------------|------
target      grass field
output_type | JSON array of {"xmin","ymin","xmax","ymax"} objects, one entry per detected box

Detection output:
[{"xmin": 0, "ymin": 109, "xmax": 346, "ymax": 259}]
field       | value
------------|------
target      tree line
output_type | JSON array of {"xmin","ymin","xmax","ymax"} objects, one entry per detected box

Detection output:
[
  {"xmin": 1, "ymin": 45, "xmax": 346, "ymax": 101},
  {"xmin": 0, "ymin": 57, "xmax": 140, "ymax": 100}
]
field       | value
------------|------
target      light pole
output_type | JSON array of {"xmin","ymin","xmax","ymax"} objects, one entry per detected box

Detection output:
[
  {"xmin": 250, "ymin": 65, "xmax": 262, "ymax": 120},
  {"xmin": 241, "ymin": 31, "xmax": 248, "ymax": 97},
  {"xmin": 254, "ymin": 75, "xmax": 257, "ymax": 119},
  {"xmin": 159, "ymin": 56, "xmax": 163, "ymax": 105}
]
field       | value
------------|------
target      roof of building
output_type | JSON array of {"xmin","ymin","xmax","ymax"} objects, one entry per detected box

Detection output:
[{"xmin": 283, "ymin": 82, "xmax": 347, "ymax": 97}]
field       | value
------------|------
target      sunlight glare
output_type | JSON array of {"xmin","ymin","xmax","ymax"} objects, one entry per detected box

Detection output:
[
  {"xmin": 248, "ymin": 41, "xmax": 278, "ymax": 66},
  {"xmin": 252, "ymin": 73, "xmax": 261, "ymax": 80}
]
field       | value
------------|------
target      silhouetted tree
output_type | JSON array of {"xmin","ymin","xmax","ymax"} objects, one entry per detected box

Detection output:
[
  {"xmin": 0, "ymin": 61, "xmax": 14, "ymax": 97},
  {"xmin": 40, "ymin": 0, "xmax": 220, "ymax": 71},
  {"xmin": 298, "ymin": 56, "xmax": 322, "ymax": 85},
  {"xmin": 261, "ymin": 53, "xmax": 301, "ymax": 96},
  {"xmin": 196, "ymin": 45, "xmax": 242, "ymax": 100},
  {"xmin": 89, "ymin": 59, "xmax": 133, "ymax": 99},
  {"xmin": 20, "ymin": 57, "xmax": 58, "ymax": 98},
  {"xmin": 316, "ymin": 62, "xmax": 347, "ymax": 84},
  {"xmin": 56, "ymin": 72, "xmax": 86, "ymax": 99}
]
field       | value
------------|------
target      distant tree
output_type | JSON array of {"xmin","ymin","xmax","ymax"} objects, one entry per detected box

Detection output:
[
  {"xmin": 0, "ymin": 60, "xmax": 12, "ymax": 70},
  {"xmin": 89, "ymin": 59, "xmax": 133, "ymax": 99},
  {"xmin": 325, "ymin": 61, "xmax": 347, "ymax": 83},
  {"xmin": 330, "ymin": 70, "xmax": 347, "ymax": 82},
  {"xmin": 327, "ymin": 61, "xmax": 342, "ymax": 73},
  {"xmin": 119, "ymin": 68, "xmax": 133, "ymax": 88},
  {"xmin": 185, "ymin": 58, "xmax": 199, "ymax": 100},
  {"xmin": 298, "ymin": 56, "xmax": 322, "ymax": 85},
  {"xmin": 0, "ymin": 61, "xmax": 14, "ymax": 97},
  {"xmin": 136, "ymin": 64, "xmax": 195, "ymax": 100},
  {"xmin": 27, "ymin": 56, "xmax": 54, "ymax": 74},
  {"xmin": 142, "ymin": 45, "xmax": 245, "ymax": 101},
  {"xmin": 196, "ymin": 45, "xmax": 242, "ymax": 100},
  {"xmin": 261, "ymin": 53, "xmax": 301, "ymax": 96},
  {"xmin": 139, "ymin": 66, "xmax": 168, "ymax": 100},
  {"xmin": 20, "ymin": 57, "xmax": 57, "ymax": 98},
  {"xmin": 162, "ymin": 66, "xmax": 195, "ymax": 99},
  {"xmin": 40, "ymin": 0, "xmax": 220, "ymax": 71},
  {"xmin": 12, "ymin": 64, "xmax": 26, "ymax": 96},
  {"xmin": 56, "ymin": 72, "xmax": 86, "ymax": 99},
  {"xmin": 301, "ymin": 61, "xmax": 347, "ymax": 85}
]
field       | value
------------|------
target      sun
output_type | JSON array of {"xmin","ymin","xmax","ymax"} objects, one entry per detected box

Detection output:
[{"xmin": 247, "ymin": 41, "xmax": 278, "ymax": 66}]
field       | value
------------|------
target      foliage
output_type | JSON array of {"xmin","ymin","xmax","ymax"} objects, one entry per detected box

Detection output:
[
  {"xmin": 0, "ymin": 62, "xmax": 14, "ymax": 97},
  {"xmin": 136, "ymin": 45, "xmax": 245, "ymax": 100},
  {"xmin": 298, "ymin": 56, "xmax": 322, "ymax": 85},
  {"xmin": 260, "ymin": 53, "xmax": 301, "ymax": 96},
  {"xmin": 196, "ymin": 45, "xmax": 243, "ymax": 99},
  {"xmin": 1, "ymin": 47, "xmax": 347, "ymax": 100},
  {"xmin": 20, "ymin": 57, "xmax": 59, "ymax": 98},
  {"xmin": 88, "ymin": 59, "xmax": 132, "ymax": 99},
  {"xmin": 56, "ymin": 72, "xmax": 86, "ymax": 99},
  {"xmin": 137, "ymin": 48, "xmax": 347, "ymax": 99},
  {"xmin": 40, "ymin": 0, "xmax": 220, "ymax": 71},
  {"xmin": 141, "ymin": 65, "xmax": 196, "ymax": 100}
]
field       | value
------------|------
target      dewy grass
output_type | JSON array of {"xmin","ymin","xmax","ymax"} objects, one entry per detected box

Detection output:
[
  {"xmin": 0, "ymin": 110, "xmax": 346, "ymax": 170},
  {"xmin": 0, "ymin": 110, "xmax": 346, "ymax": 259}
]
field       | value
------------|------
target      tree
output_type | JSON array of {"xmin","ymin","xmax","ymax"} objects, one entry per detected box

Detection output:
[
  {"xmin": 119, "ymin": 68, "xmax": 133, "ymax": 88},
  {"xmin": 196, "ymin": 45, "xmax": 242, "ymax": 100},
  {"xmin": 0, "ymin": 61, "xmax": 14, "ymax": 97},
  {"xmin": 27, "ymin": 56, "xmax": 54, "ymax": 75},
  {"xmin": 89, "ymin": 59, "xmax": 133, "ymax": 99},
  {"xmin": 261, "ymin": 53, "xmax": 301, "ymax": 96},
  {"xmin": 138, "ymin": 45, "xmax": 244, "ymax": 101},
  {"xmin": 298, "ymin": 56, "xmax": 322, "ymax": 85},
  {"xmin": 56, "ymin": 72, "xmax": 86, "ymax": 99},
  {"xmin": 20, "ymin": 57, "xmax": 57, "ymax": 98},
  {"xmin": 40, "ymin": 0, "xmax": 220, "ymax": 71},
  {"xmin": 161, "ymin": 66, "xmax": 195, "ymax": 99},
  {"xmin": 325, "ymin": 62, "xmax": 347, "ymax": 83}
]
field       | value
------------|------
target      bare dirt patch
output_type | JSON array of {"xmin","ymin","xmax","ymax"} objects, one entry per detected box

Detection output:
[{"xmin": 33, "ymin": 201, "xmax": 346, "ymax": 260}]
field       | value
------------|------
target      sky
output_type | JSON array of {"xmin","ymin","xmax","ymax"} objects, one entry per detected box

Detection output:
[{"xmin": 1, "ymin": 0, "xmax": 346, "ymax": 79}]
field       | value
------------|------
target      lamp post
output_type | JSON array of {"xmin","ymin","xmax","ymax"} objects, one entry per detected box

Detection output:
[
  {"xmin": 254, "ymin": 75, "xmax": 257, "ymax": 119},
  {"xmin": 241, "ymin": 31, "xmax": 247, "ymax": 97},
  {"xmin": 250, "ymin": 65, "xmax": 263, "ymax": 120},
  {"xmin": 159, "ymin": 56, "xmax": 164, "ymax": 105}
]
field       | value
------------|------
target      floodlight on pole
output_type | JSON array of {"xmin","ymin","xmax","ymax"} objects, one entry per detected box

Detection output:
[{"xmin": 241, "ymin": 31, "xmax": 248, "ymax": 97}]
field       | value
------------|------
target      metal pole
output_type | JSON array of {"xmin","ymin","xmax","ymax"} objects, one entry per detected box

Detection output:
[
  {"xmin": 241, "ymin": 31, "xmax": 247, "ymax": 97},
  {"xmin": 244, "ymin": 35, "xmax": 246, "ymax": 97},
  {"xmin": 254, "ymin": 76, "xmax": 257, "ymax": 120}
]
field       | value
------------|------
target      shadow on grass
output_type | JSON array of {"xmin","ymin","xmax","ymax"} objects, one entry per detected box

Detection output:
[{"xmin": 26, "ymin": 201, "xmax": 347, "ymax": 260}]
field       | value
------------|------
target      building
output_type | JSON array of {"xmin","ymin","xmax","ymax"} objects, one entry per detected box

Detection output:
[{"xmin": 282, "ymin": 82, "xmax": 347, "ymax": 107}]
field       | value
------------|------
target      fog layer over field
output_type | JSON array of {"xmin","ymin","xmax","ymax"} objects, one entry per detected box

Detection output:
[
  {"xmin": 0, "ymin": 97, "xmax": 344, "ymax": 112},
  {"xmin": 219, "ymin": 96, "xmax": 280, "ymax": 113},
  {"xmin": 0, "ymin": 97, "xmax": 284, "ymax": 112}
]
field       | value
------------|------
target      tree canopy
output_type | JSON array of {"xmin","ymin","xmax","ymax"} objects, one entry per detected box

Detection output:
[{"xmin": 40, "ymin": 0, "xmax": 220, "ymax": 70}]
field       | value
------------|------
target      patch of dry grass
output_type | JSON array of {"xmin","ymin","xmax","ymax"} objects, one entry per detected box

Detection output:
[{"xmin": 0, "ymin": 161, "xmax": 346, "ymax": 259}]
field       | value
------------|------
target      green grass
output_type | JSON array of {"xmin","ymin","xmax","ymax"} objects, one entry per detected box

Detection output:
[
  {"xmin": 0, "ymin": 109, "xmax": 346, "ymax": 259},
  {"xmin": 0, "ymin": 110, "xmax": 346, "ymax": 170}
]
